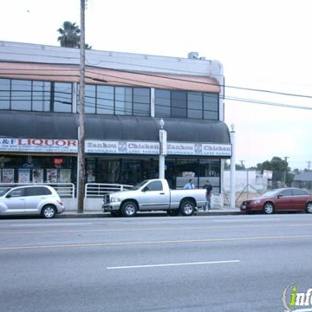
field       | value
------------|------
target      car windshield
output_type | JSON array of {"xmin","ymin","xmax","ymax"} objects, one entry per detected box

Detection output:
[
  {"xmin": 262, "ymin": 189, "xmax": 282, "ymax": 197},
  {"xmin": 0, "ymin": 187, "xmax": 11, "ymax": 196},
  {"xmin": 131, "ymin": 180, "xmax": 149, "ymax": 190}
]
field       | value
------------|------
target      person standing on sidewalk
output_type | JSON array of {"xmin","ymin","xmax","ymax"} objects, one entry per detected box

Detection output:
[
  {"xmin": 184, "ymin": 179, "xmax": 195, "ymax": 189},
  {"xmin": 202, "ymin": 180, "xmax": 213, "ymax": 212}
]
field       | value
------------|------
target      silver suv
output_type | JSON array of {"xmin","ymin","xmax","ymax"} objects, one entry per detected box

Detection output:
[{"xmin": 0, "ymin": 185, "xmax": 66, "ymax": 218}]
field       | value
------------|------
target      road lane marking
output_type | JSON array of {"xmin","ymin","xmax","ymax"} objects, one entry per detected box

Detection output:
[
  {"xmin": 2, "ymin": 222, "xmax": 312, "ymax": 236},
  {"xmin": 1, "ymin": 234, "xmax": 312, "ymax": 251},
  {"xmin": 107, "ymin": 260, "xmax": 240, "ymax": 270}
]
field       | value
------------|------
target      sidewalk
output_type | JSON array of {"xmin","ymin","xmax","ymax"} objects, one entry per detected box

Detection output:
[{"xmin": 60, "ymin": 206, "xmax": 241, "ymax": 218}]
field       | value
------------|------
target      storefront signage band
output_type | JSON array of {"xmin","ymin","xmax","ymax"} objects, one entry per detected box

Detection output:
[{"xmin": 0, "ymin": 138, "xmax": 231, "ymax": 156}]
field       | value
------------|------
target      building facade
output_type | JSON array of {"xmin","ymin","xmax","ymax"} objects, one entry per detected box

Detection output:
[{"xmin": 0, "ymin": 41, "xmax": 231, "ymax": 193}]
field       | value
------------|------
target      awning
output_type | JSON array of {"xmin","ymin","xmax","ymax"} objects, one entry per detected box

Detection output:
[{"xmin": 0, "ymin": 111, "xmax": 230, "ymax": 144}]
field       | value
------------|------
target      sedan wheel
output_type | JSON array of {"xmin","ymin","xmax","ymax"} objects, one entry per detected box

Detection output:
[
  {"xmin": 121, "ymin": 201, "xmax": 137, "ymax": 217},
  {"xmin": 263, "ymin": 202, "xmax": 274, "ymax": 214},
  {"xmin": 306, "ymin": 202, "xmax": 312, "ymax": 213},
  {"xmin": 41, "ymin": 205, "xmax": 56, "ymax": 219}
]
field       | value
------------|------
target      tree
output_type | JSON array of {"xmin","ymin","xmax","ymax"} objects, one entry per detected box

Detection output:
[
  {"xmin": 57, "ymin": 21, "xmax": 91, "ymax": 49},
  {"xmin": 256, "ymin": 156, "xmax": 293, "ymax": 187},
  {"xmin": 57, "ymin": 21, "xmax": 81, "ymax": 48}
]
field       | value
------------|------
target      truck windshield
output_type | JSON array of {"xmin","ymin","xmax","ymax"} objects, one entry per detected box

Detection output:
[{"xmin": 131, "ymin": 180, "xmax": 149, "ymax": 190}]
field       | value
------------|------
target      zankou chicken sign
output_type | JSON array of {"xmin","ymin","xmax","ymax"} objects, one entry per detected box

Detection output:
[{"xmin": 0, "ymin": 138, "xmax": 231, "ymax": 156}]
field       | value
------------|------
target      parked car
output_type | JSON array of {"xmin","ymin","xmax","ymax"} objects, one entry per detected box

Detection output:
[
  {"xmin": 240, "ymin": 187, "xmax": 312, "ymax": 214},
  {"xmin": 102, "ymin": 178, "xmax": 206, "ymax": 217},
  {"xmin": 0, "ymin": 185, "xmax": 66, "ymax": 218}
]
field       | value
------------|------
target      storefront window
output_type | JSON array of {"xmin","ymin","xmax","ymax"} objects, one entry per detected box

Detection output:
[
  {"xmin": 199, "ymin": 159, "xmax": 221, "ymax": 193},
  {"xmin": 0, "ymin": 155, "xmax": 76, "ymax": 184},
  {"xmin": 175, "ymin": 158, "xmax": 198, "ymax": 188}
]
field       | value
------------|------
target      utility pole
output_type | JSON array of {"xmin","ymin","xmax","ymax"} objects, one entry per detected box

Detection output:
[
  {"xmin": 284, "ymin": 156, "xmax": 289, "ymax": 187},
  {"xmin": 77, "ymin": 0, "xmax": 86, "ymax": 213},
  {"xmin": 230, "ymin": 124, "xmax": 236, "ymax": 208}
]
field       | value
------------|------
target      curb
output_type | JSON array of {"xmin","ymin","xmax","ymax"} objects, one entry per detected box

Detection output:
[{"xmin": 59, "ymin": 209, "xmax": 241, "ymax": 218}]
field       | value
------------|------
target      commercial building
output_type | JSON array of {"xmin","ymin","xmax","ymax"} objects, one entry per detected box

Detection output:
[{"xmin": 0, "ymin": 41, "xmax": 231, "ymax": 194}]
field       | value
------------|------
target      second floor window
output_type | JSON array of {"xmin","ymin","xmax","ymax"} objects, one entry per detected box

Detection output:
[
  {"xmin": 0, "ymin": 78, "xmax": 219, "ymax": 120},
  {"xmin": 78, "ymin": 85, "xmax": 151, "ymax": 116},
  {"xmin": 155, "ymin": 89, "xmax": 219, "ymax": 120}
]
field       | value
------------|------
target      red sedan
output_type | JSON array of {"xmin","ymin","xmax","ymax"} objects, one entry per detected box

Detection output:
[{"xmin": 240, "ymin": 187, "xmax": 312, "ymax": 214}]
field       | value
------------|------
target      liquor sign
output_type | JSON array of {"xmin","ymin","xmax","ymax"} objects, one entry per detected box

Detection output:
[{"xmin": 0, "ymin": 138, "xmax": 78, "ymax": 153}]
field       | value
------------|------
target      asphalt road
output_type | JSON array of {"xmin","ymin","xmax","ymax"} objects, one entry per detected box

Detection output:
[{"xmin": 1, "ymin": 213, "xmax": 312, "ymax": 312}]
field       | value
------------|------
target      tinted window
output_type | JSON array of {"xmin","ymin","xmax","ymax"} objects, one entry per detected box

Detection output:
[
  {"xmin": 32, "ymin": 81, "xmax": 51, "ymax": 112},
  {"xmin": 172, "ymin": 91, "xmax": 187, "ymax": 118},
  {"xmin": 155, "ymin": 89, "xmax": 171, "ymax": 117},
  {"xmin": 85, "ymin": 84, "xmax": 96, "ymax": 114},
  {"xmin": 97, "ymin": 86, "xmax": 114, "ymax": 115},
  {"xmin": 25, "ymin": 187, "xmax": 52, "ymax": 196},
  {"xmin": 133, "ymin": 88, "xmax": 150, "ymax": 116},
  {"xmin": 0, "ymin": 78, "xmax": 10, "ymax": 109},
  {"xmin": 203, "ymin": 93, "xmax": 219, "ymax": 120},
  {"xmin": 54, "ymin": 82, "xmax": 72, "ymax": 112},
  {"xmin": 146, "ymin": 181, "xmax": 163, "ymax": 191},
  {"xmin": 188, "ymin": 92, "xmax": 202, "ymax": 119},
  {"xmin": 115, "ymin": 87, "xmax": 132, "ymax": 115},
  {"xmin": 292, "ymin": 189, "xmax": 308, "ymax": 196},
  {"xmin": 12, "ymin": 80, "xmax": 31, "ymax": 110},
  {"xmin": 280, "ymin": 189, "xmax": 292, "ymax": 196}
]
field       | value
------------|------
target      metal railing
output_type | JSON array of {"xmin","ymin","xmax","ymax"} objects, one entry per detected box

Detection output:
[
  {"xmin": 0, "ymin": 183, "xmax": 75, "ymax": 198},
  {"xmin": 0, "ymin": 182, "xmax": 132, "ymax": 199},
  {"xmin": 85, "ymin": 183, "xmax": 133, "ymax": 198}
]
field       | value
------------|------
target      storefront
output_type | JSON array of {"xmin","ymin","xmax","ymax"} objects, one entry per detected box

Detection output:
[{"xmin": 0, "ymin": 41, "xmax": 231, "ymax": 194}]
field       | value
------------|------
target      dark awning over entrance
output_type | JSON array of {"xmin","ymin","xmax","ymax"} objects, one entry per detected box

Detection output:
[{"xmin": 0, "ymin": 112, "xmax": 230, "ymax": 144}]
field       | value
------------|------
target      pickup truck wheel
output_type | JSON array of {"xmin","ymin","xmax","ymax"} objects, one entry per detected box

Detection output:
[
  {"xmin": 121, "ymin": 201, "xmax": 138, "ymax": 217},
  {"xmin": 180, "ymin": 200, "xmax": 195, "ymax": 216}
]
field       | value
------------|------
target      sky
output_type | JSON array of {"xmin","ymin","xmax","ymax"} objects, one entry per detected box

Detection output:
[{"xmin": 1, "ymin": 0, "xmax": 312, "ymax": 170}]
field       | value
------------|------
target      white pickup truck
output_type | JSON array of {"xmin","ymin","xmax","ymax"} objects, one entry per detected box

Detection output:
[{"xmin": 102, "ymin": 178, "xmax": 206, "ymax": 217}]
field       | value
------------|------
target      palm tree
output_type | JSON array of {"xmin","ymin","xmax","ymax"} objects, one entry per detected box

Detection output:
[{"xmin": 57, "ymin": 21, "xmax": 81, "ymax": 48}]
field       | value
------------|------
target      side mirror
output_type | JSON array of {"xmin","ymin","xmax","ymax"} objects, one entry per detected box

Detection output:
[{"xmin": 142, "ymin": 186, "xmax": 149, "ymax": 192}]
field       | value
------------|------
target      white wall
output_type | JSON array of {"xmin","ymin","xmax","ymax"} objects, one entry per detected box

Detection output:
[{"xmin": 223, "ymin": 170, "xmax": 268, "ymax": 193}]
